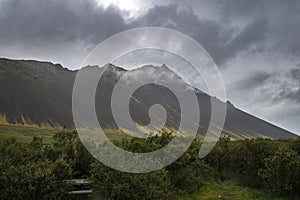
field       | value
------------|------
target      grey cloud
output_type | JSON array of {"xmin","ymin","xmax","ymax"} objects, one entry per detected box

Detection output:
[
  {"xmin": 286, "ymin": 89, "xmax": 300, "ymax": 103},
  {"xmin": 220, "ymin": 18, "xmax": 268, "ymax": 62},
  {"xmin": 278, "ymin": 67, "xmax": 300, "ymax": 103},
  {"xmin": 172, "ymin": 0, "xmax": 300, "ymax": 61},
  {"xmin": 235, "ymin": 71, "xmax": 272, "ymax": 90},
  {"xmin": 273, "ymin": 86, "xmax": 300, "ymax": 104},
  {"xmin": 0, "ymin": 0, "xmax": 128, "ymax": 44},
  {"xmin": 0, "ymin": 1, "xmax": 272, "ymax": 67},
  {"xmin": 133, "ymin": 4, "xmax": 269, "ymax": 65},
  {"xmin": 289, "ymin": 66, "xmax": 300, "ymax": 82},
  {"xmin": 1, "ymin": 0, "xmax": 299, "ymax": 65},
  {"xmin": 247, "ymin": 68, "xmax": 300, "ymax": 104},
  {"xmin": 0, "ymin": 0, "xmax": 130, "ymax": 67},
  {"xmin": 1, "ymin": 0, "xmax": 296, "ymax": 67},
  {"xmin": 220, "ymin": 0, "xmax": 300, "ymax": 57}
]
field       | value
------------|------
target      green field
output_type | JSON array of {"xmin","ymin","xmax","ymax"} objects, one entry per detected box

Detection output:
[
  {"xmin": 175, "ymin": 181, "xmax": 295, "ymax": 200},
  {"xmin": 0, "ymin": 124, "xmax": 58, "ymax": 143},
  {"xmin": 0, "ymin": 123, "xmax": 129, "ymax": 143}
]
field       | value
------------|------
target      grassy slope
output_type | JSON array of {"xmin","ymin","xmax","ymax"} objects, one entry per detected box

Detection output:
[
  {"xmin": 175, "ymin": 181, "xmax": 296, "ymax": 200},
  {"xmin": 0, "ymin": 123, "xmax": 129, "ymax": 143},
  {"xmin": 0, "ymin": 124, "xmax": 58, "ymax": 143}
]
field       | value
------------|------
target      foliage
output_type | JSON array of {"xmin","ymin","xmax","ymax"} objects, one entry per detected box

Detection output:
[
  {"xmin": 205, "ymin": 137, "xmax": 281, "ymax": 187},
  {"xmin": 175, "ymin": 181, "xmax": 298, "ymax": 200},
  {"xmin": 259, "ymin": 147, "xmax": 300, "ymax": 195},
  {"xmin": 0, "ymin": 138, "xmax": 73, "ymax": 200},
  {"xmin": 167, "ymin": 140, "xmax": 214, "ymax": 193},
  {"xmin": 53, "ymin": 130, "xmax": 94, "ymax": 177},
  {"xmin": 91, "ymin": 163, "xmax": 171, "ymax": 200},
  {"xmin": 0, "ymin": 130, "xmax": 300, "ymax": 199}
]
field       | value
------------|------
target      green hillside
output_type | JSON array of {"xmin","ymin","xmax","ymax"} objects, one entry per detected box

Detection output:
[
  {"xmin": 0, "ymin": 123, "xmax": 129, "ymax": 143},
  {"xmin": 0, "ymin": 124, "xmax": 57, "ymax": 143}
]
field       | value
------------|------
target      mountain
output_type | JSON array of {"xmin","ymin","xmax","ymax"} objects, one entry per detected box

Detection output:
[{"xmin": 0, "ymin": 58, "xmax": 297, "ymax": 139}]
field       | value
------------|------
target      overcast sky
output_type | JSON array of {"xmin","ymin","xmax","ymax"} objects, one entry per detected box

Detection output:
[{"xmin": 0, "ymin": 0, "xmax": 299, "ymax": 134}]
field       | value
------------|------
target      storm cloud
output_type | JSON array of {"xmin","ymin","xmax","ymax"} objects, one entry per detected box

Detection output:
[
  {"xmin": 0, "ymin": 0, "xmax": 129, "ymax": 67},
  {"xmin": 234, "ymin": 71, "xmax": 272, "ymax": 90}
]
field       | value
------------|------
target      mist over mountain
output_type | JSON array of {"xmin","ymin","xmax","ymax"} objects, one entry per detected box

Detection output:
[{"xmin": 0, "ymin": 58, "xmax": 297, "ymax": 139}]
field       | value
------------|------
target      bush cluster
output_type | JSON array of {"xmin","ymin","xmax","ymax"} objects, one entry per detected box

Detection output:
[{"xmin": 1, "ymin": 131, "xmax": 300, "ymax": 199}]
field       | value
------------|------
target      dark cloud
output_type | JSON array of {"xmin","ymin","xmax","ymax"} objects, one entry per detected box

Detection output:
[
  {"xmin": 132, "ymin": 4, "xmax": 225, "ymax": 64},
  {"xmin": 133, "ymin": 4, "xmax": 269, "ymax": 64},
  {"xmin": 0, "ymin": 0, "xmax": 131, "ymax": 67},
  {"xmin": 159, "ymin": 0, "xmax": 300, "ymax": 61},
  {"xmin": 0, "ymin": 0, "xmax": 299, "ymax": 65},
  {"xmin": 235, "ymin": 71, "xmax": 272, "ymax": 90},
  {"xmin": 278, "ymin": 67, "xmax": 300, "ymax": 103},
  {"xmin": 0, "ymin": 0, "xmax": 128, "ymax": 45},
  {"xmin": 219, "ymin": 0, "xmax": 300, "ymax": 57},
  {"xmin": 289, "ymin": 66, "xmax": 300, "ymax": 82},
  {"xmin": 286, "ymin": 89, "xmax": 300, "ymax": 103},
  {"xmin": 0, "ymin": 1, "xmax": 275, "ymax": 66},
  {"xmin": 1, "ymin": 0, "xmax": 299, "ymax": 67}
]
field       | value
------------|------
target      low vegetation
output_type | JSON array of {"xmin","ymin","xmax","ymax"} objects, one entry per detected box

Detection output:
[
  {"xmin": 0, "ymin": 126, "xmax": 300, "ymax": 199},
  {"xmin": 0, "ymin": 124, "xmax": 57, "ymax": 143}
]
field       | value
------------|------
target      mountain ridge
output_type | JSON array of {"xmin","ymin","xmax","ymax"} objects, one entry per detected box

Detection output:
[{"xmin": 0, "ymin": 58, "xmax": 297, "ymax": 139}]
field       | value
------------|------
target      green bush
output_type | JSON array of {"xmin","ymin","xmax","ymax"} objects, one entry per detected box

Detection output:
[
  {"xmin": 259, "ymin": 147, "xmax": 300, "ymax": 196},
  {"xmin": 1, "ymin": 130, "xmax": 300, "ymax": 199},
  {"xmin": 167, "ymin": 139, "xmax": 214, "ymax": 193},
  {"xmin": 90, "ymin": 163, "xmax": 171, "ymax": 200},
  {"xmin": 53, "ymin": 131, "xmax": 94, "ymax": 177},
  {"xmin": 0, "ymin": 138, "xmax": 73, "ymax": 200}
]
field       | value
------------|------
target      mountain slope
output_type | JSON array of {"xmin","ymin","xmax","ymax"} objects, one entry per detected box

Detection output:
[{"xmin": 0, "ymin": 58, "xmax": 297, "ymax": 139}]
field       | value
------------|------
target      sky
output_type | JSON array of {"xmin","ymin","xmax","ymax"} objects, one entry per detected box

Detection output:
[{"xmin": 0, "ymin": 0, "xmax": 299, "ymax": 134}]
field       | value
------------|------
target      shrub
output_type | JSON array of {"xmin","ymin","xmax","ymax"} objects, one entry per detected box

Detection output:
[
  {"xmin": 259, "ymin": 147, "xmax": 300, "ymax": 196},
  {"xmin": 90, "ymin": 163, "xmax": 171, "ymax": 200},
  {"xmin": 0, "ymin": 138, "xmax": 73, "ymax": 200}
]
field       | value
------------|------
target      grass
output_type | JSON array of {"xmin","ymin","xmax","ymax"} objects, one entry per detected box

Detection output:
[
  {"xmin": 175, "ymin": 181, "xmax": 296, "ymax": 200},
  {"xmin": 0, "ymin": 123, "xmax": 58, "ymax": 143},
  {"xmin": 102, "ymin": 128, "xmax": 131, "ymax": 141},
  {"xmin": 0, "ymin": 123, "xmax": 130, "ymax": 144}
]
